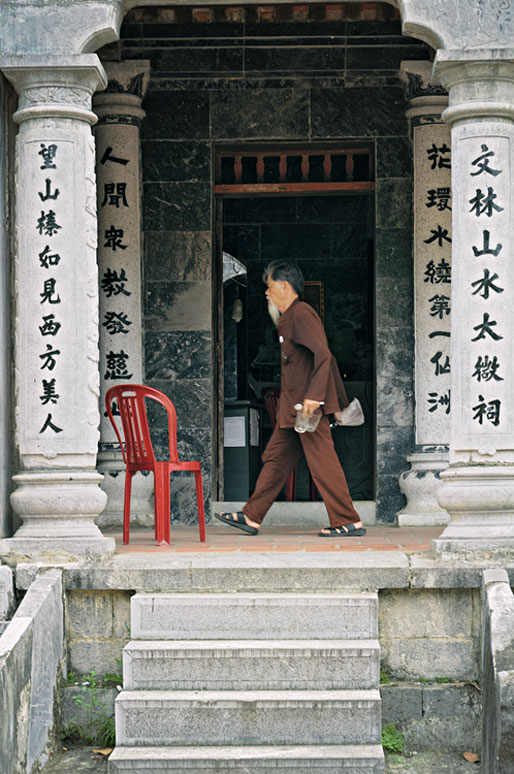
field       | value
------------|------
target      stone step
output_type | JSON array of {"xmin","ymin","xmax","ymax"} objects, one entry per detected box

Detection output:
[
  {"xmin": 108, "ymin": 744, "xmax": 385, "ymax": 773},
  {"xmin": 115, "ymin": 689, "xmax": 381, "ymax": 747},
  {"xmin": 123, "ymin": 639, "xmax": 380, "ymax": 690},
  {"xmin": 131, "ymin": 592, "xmax": 378, "ymax": 640}
]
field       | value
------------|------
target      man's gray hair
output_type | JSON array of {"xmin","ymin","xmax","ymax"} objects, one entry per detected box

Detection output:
[{"xmin": 263, "ymin": 261, "xmax": 304, "ymax": 296}]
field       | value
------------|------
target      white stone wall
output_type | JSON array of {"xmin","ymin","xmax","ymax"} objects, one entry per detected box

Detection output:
[{"xmin": 0, "ymin": 75, "xmax": 11, "ymax": 538}]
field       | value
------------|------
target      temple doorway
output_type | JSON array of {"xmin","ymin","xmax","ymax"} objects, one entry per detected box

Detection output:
[{"xmin": 215, "ymin": 146, "xmax": 375, "ymax": 505}]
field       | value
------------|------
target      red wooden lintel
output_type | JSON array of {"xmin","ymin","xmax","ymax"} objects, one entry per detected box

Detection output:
[{"xmin": 215, "ymin": 181, "xmax": 375, "ymax": 195}]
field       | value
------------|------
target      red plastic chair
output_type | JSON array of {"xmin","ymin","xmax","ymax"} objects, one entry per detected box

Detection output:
[{"xmin": 105, "ymin": 384, "xmax": 206, "ymax": 546}]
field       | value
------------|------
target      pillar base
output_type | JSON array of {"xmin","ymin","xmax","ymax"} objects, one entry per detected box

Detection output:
[
  {"xmin": 0, "ymin": 535, "xmax": 115, "ymax": 563},
  {"xmin": 433, "ymin": 466, "xmax": 514, "ymax": 559},
  {"xmin": 2, "ymin": 469, "xmax": 115, "ymax": 561},
  {"xmin": 397, "ymin": 452, "xmax": 450, "ymax": 526},
  {"xmin": 97, "ymin": 453, "xmax": 154, "ymax": 529}
]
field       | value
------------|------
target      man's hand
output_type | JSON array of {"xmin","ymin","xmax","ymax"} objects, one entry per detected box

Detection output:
[{"xmin": 302, "ymin": 399, "xmax": 321, "ymax": 417}]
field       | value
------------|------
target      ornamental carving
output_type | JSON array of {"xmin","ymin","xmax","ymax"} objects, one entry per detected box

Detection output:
[
  {"xmin": 96, "ymin": 113, "xmax": 142, "ymax": 127},
  {"xmin": 405, "ymin": 72, "xmax": 447, "ymax": 101},
  {"xmin": 105, "ymin": 72, "xmax": 145, "ymax": 97},
  {"xmin": 21, "ymin": 86, "xmax": 91, "ymax": 110}
]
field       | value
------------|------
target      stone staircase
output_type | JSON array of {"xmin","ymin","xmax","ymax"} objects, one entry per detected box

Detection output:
[{"xmin": 108, "ymin": 592, "xmax": 384, "ymax": 772}]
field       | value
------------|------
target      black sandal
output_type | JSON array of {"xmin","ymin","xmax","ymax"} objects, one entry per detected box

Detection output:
[
  {"xmin": 318, "ymin": 524, "xmax": 366, "ymax": 538},
  {"xmin": 214, "ymin": 511, "xmax": 259, "ymax": 535}
]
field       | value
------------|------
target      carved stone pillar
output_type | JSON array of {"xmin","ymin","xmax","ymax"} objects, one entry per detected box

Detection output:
[
  {"xmin": 433, "ymin": 52, "xmax": 514, "ymax": 557},
  {"xmin": 397, "ymin": 62, "xmax": 450, "ymax": 526},
  {"xmin": 93, "ymin": 61, "xmax": 153, "ymax": 528},
  {"xmin": 0, "ymin": 56, "xmax": 115, "ymax": 559}
]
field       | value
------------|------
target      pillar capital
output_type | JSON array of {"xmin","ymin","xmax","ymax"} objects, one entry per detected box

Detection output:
[
  {"xmin": 399, "ymin": 60, "xmax": 448, "ymax": 123},
  {"xmin": 433, "ymin": 50, "xmax": 514, "ymax": 125},
  {"xmin": 0, "ymin": 55, "xmax": 107, "ymax": 125},
  {"xmin": 93, "ymin": 60, "xmax": 150, "ymax": 126}
]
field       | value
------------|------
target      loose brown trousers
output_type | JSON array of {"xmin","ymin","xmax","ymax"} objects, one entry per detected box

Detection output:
[{"xmin": 244, "ymin": 415, "xmax": 360, "ymax": 528}]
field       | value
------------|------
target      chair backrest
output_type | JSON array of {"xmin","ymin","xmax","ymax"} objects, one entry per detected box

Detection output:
[
  {"xmin": 261, "ymin": 387, "xmax": 280, "ymax": 428},
  {"xmin": 105, "ymin": 384, "xmax": 180, "ymax": 469}
]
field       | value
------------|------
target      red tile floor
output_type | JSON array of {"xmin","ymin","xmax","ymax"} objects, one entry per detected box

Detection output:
[{"xmin": 103, "ymin": 524, "xmax": 445, "ymax": 554}]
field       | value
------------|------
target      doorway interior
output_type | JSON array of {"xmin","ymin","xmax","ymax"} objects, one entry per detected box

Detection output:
[{"xmin": 215, "ymin": 146, "xmax": 376, "ymax": 505}]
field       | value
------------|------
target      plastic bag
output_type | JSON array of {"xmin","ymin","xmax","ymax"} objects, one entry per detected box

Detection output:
[{"xmin": 334, "ymin": 397, "xmax": 365, "ymax": 427}]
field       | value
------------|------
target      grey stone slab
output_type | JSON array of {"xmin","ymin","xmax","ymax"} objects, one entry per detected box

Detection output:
[
  {"xmin": 141, "ymin": 92, "xmax": 210, "ymax": 141},
  {"xmin": 376, "ymin": 377, "xmax": 414, "ymax": 427},
  {"xmin": 210, "ymin": 89, "xmax": 309, "ymax": 139},
  {"xmin": 482, "ymin": 570, "xmax": 514, "ymax": 773},
  {"xmin": 376, "ymin": 179, "xmax": 412, "ymax": 230},
  {"xmin": 13, "ymin": 571, "xmax": 64, "ymax": 772},
  {"xmin": 379, "ymin": 588, "xmax": 477, "ymax": 640},
  {"xmin": 375, "ymin": 474, "xmax": 407, "ymax": 524},
  {"xmin": 142, "ymin": 141, "xmax": 211, "ymax": 184},
  {"xmin": 61, "ymin": 684, "xmax": 118, "ymax": 737},
  {"xmin": 145, "ymin": 378, "xmax": 212, "ymax": 429},
  {"xmin": 144, "ymin": 285, "xmax": 212, "ymax": 333},
  {"xmin": 311, "ymin": 87, "xmax": 408, "ymax": 138},
  {"xmin": 376, "ymin": 427, "xmax": 414, "ymax": 477},
  {"xmin": 376, "ymin": 137, "xmax": 412, "ymax": 180},
  {"xmin": 142, "ymin": 183, "xmax": 211, "ymax": 231},
  {"xmin": 376, "ymin": 277, "xmax": 414, "ymax": 329},
  {"xmin": 375, "ymin": 229, "xmax": 413, "ymax": 280},
  {"xmin": 409, "ymin": 556, "xmax": 514, "ymax": 589},
  {"xmin": 0, "ymin": 616, "xmax": 33, "ymax": 774},
  {"xmin": 15, "ymin": 553, "xmax": 412, "ymax": 592},
  {"xmin": 143, "ymin": 230, "xmax": 212, "ymax": 283},
  {"xmin": 0, "ymin": 564, "xmax": 13, "ymax": 618},
  {"xmin": 115, "ymin": 689, "xmax": 381, "ymax": 746},
  {"xmin": 69, "ymin": 638, "xmax": 129, "ymax": 678},
  {"xmin": 107, "ymin": 744, "xmax": 385, "ymax": 772},
  {"xmin": 380, "ymin": 683, "xmax": 422, "ymax": 725},
  {"xmin": 380, "ymin": 638, "xmax": 478, "ymax": 682},
  {"xmin": 123, "ymin": 639, "xmax": 380, "ymax": 690},
  {"xmin": 131, "ymin": 592, "xmax": 378, "ymax": 640},
  {"xmin": 382, "ymin": 682, "xmax": 481, "ymax": 753}
]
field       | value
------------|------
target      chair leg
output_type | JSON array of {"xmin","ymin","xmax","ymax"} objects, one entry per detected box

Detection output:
[
  {"xmin": 123, "ymin": 472, "xmax": 133, "ymax": 545},
  {"xmin": 154, "ymin": 465, "xmax": 171, "ymax": 546},
  {"xmin": 194, "ymin": 470, "xmax": 206, "ymax": 542}
]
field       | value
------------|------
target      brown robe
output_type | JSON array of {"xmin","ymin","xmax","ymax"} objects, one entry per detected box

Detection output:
[{"xmin": 276, "ymin": 298, "xmax": 349, "ymax": 428}]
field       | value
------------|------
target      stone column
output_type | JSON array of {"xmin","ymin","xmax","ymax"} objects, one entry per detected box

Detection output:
[
  {"xmin": 0, "ymin": 55, "xmax": 115, "ymax": 559},
  {"xmin": 433, "ymin": 52, "xmax": 514, "ymax": 557},
  {"xmin": 397, "ymin": 62, "xmax": 450, "ymax": 526},
  {"xmin": 93, "ymin": 61, "xmax": 153, "ymax": 528}
]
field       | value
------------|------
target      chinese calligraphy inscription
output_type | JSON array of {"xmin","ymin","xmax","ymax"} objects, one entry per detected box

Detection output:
[{"xmin": 415, "ymin": 123, "xmax": 452, "ymax": 444}]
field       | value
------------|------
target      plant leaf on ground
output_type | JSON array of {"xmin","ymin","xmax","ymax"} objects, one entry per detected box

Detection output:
[{"xmin": 382, "ymin": 723, "xmax": 406, "ymax": 754}]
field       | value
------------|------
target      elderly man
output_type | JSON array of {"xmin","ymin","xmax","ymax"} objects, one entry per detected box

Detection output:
[{"xmin": 215, "ymin": 261, "xmax": 365, "ymax": 538}]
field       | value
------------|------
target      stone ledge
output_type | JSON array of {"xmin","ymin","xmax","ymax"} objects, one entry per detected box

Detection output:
[
  {"xmin": 14, "ymin": 551, "xmax": 514, "ymax": 592},
  {"xmin": 16, "ymin": 551, "xmax": 410, "ymax": 591}
]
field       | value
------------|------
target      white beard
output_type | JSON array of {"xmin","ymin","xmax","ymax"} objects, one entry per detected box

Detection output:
[{"xmin": 267, "ymin": 300, "xmax": 281, "ymax": 326}]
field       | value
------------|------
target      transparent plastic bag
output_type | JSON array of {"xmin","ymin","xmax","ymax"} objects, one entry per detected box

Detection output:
[{"xmin": 334, "ymin": 397, "xmax": 365, "ymax": 427}]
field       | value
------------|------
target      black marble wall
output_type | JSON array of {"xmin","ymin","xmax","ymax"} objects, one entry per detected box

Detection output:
[{"xmin": 115, "ymin": 16, "xmax": 426, "ymax": 523}]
